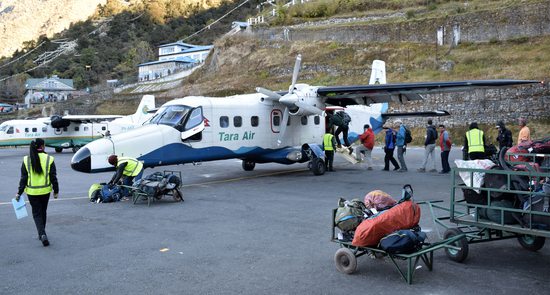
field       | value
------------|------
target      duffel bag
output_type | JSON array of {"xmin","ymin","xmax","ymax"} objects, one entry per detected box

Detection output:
[
  {"xmin": 379, "ymin": 228, "xmax": 427, "ymax": 254},
  {"xmin": 335, "ymin": 198, "xmax": 366, "ymax": 232}
]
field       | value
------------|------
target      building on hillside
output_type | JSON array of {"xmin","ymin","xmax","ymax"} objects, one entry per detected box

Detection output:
[
  {"xmin": 137, "ymin": 42, "xmax": 213, "ymax": 82},
  {"xmin": 24, "ymin": 75, "xmax": 76, "ymax": 107},
  {"xmin": 225, "ymin": 21, "xmax": 250, "ymax": 36}
]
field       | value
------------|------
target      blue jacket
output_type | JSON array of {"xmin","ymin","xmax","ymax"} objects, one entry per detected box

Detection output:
[
  {"xmin": 396, "ymin": 125, "xmax": 406, "ymax": 147},
  {"xmin": 384, "ymin": 129, "xmax": 395, "ymax": 149}
]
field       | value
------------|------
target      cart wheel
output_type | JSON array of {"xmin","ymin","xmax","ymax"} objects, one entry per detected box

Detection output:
[
  {"xmin": 334, "ymin": 248, "xmax": 357, "ymax": 274},
  {"xmin": 444, "ymin": 228, "xmax": 469, "ymax": 263},
  {"xmin": 173, "ymin": 189, "xmax": 184, "ymax": 202},
  {"xmin": 517, "ymin": 235, "xmax": 545, "ymax": 251}
]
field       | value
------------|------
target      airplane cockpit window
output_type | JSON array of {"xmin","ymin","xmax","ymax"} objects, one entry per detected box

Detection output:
[
  {"xmin": 251, "ymin": 116, "xmax": 259, "ymax": 127},
  {"xmin": 233, "ymin": 116, "xmax": 242, "ymax": 127},
  {"xmin": 220, "ymin": 116, "xmax": 229, "ymax": 128},
  {"xmin": 314, "ymin": 116, "xmax": 320, "ymax": 125},
  {"xmin": 184, "ymin": 107, "xmax": 203, "ymax": 130},
  {"xmin": 7, "ymin": 126, "xmax": 14, "ymax": 134},
  {"xmin": 149, "ymin": 105, "xmax": 192, "ymax": 128}
]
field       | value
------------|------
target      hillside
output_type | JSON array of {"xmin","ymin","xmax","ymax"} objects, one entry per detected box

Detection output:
[{"xmin": 0, "ymin": 0, "xmax": 107, "ymax": 58}]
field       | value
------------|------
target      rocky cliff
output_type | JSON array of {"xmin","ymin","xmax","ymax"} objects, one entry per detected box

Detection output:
[{"xmin": 0, "ymin": 0, "xmax": 106, "ymax": 58}]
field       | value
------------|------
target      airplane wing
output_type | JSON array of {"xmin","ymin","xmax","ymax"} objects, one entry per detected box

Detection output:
[
  {"xmin": 316, "ymin": 80, "xmax": 541, "ymax": 107},
  {"xmin": 61, "ymin": 115, "xmax": 124, "ymax": 123}
]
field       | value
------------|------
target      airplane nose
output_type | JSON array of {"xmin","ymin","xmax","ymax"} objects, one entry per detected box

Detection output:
[{"xmin": 71, "ymin": 147, "xmax": 91, "ymax": 173}]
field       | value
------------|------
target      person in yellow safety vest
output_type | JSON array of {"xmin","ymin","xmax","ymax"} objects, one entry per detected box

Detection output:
[
  {"xmin": 107, "ymin": 154, "xmax": 144, "ymax": 187},
  {"xmin": 15, "ymin": 138, "xmax": 59, "ymax": 247},
  {"xmin": 464, "ymin": 122, "xmax": 487, "ymax": 160},
  {"xmin": 322, "ymin": 129, "xmax": 337, "ymax": 172}
]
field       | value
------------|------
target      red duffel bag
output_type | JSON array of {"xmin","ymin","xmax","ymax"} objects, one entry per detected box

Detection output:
[{"xmin": 352, "ymin": 200, "xmax": 421, "ymax": 247}]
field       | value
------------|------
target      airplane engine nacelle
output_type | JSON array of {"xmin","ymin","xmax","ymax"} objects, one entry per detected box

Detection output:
[
  {"xmin": 288, "ymin": 95, "xmax": 324, "ymax": 117},
  {"xmin": 50, "ymin": 116, "xmax": 71, "ymax": 128}
]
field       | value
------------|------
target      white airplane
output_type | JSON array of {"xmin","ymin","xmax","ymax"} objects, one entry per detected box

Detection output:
[
  {"xmin": 0, "ymin": 95, "xmax": 155, "ymax": 153},
  {"xmin": 71, "ymin": 57, "xmax": 539, "ymax": 175}
]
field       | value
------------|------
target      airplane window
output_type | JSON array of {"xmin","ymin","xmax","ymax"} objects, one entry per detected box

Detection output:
[
  {"xmin": 184, "ymin": 108, "xmax": 203, "ymax": 130},
  {"xmin": 42, "ymin": 127, "xmax": 47, "ymax": 132},
  {"xmin": 273, "ymin": 115, "xmax": 280, "ymax": 126},
  {"xmin": 234, "ymin": 116, "xmax": 242, "ymax": 127},
  {"xmin": 32, "ymin": 128, "xmax": 37, "ymax": 132},
  {"xmin": 220, "ymin": 116, "xmax": 229, "ymax": 128},
  {"xmin": 75, "ymin": 127, "xmax": 79, "ymax": 131},
  {"xmin": 314, "ymin": 116, "xmax": 320, "ymax": 125},
  {"xmin": 0, "ymin": 125, "xmax": 6, "ymax": 132},
  {"xmin": 63, "ymin": 127, "xmax": 68, "ymax": 132},
  {"xmin": 251, "ymin": 116, "xmax": 259, "ymax": 127},
  {"xmin": 84, "ymin": 127, "xmax": 89, "ymax": 131},
  {"xmin": 149, "ymin": 105, "xmax": 191, "ymax": 127},
  {"xmin": 7, "ymin": 127, "xmax": 14, "ymax": 134},
  {"xmin": 25, "ymin": 128, "xmax": 29, "ymax": 133},
  {"xmin": 301, "ymin": 116, "xmax": 308, "ymax": 125}
]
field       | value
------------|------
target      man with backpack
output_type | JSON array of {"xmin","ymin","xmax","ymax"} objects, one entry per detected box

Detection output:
[
  {"xmin": 329, "ymin": 111, "xmax": 353, "ymax": 154},
  {"xmin": 395, "ymin": 120, "xmax": 408, "ymax": 172},
  {"xmin": 418, "ymin": 119, "xmax": 438, "ymax": 173}
]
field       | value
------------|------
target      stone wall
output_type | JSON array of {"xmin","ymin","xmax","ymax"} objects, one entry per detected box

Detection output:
[
  {"xmin": 252, "ymin": 2, "xmax": 550, "ymax": 45},
  {"xmin": 388, "ymin": 83, "xmax": 550, "ymax": 128}
]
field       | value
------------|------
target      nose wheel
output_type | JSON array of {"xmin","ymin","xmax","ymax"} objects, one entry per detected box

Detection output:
[{"xmin": 242, "ymin": 160, "xmax": 256, "ymax": 171}]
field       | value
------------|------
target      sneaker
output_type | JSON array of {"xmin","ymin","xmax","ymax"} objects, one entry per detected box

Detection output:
[
  {"xmin": 40, "ymin": 235, "xmax": 49, "ymax": 247},
  {"xmin": 429, "ymin": 169, "xmax": 437, "ymax": 173},
  {"xmin": 417, "ymin": 168, "xmax": 426, "ymax": 172},
  {"xmin": 348, "ymin": 147, "xmax": 353, "ymax": 155}
]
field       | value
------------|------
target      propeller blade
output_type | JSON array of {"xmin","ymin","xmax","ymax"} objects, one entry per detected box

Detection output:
[
  {"xmin": 295, "ymin": 101, "xmax": 324, "ymax": 115},
  {"xmin": 277, "ymin": 107, "xmax": 290, "ymax": 146},
  {"xmin": 256, "ymin": 87, "xmax": 281, "ymax": 101},
  {"xmin": 289, "ymin": 54, "xmax": 302, "ymax": 92}
]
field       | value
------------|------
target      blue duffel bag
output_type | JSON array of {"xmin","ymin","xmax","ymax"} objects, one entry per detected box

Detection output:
[{"xmin": 379, "ymin": 228, "xmax": 427, "ymax": 254}]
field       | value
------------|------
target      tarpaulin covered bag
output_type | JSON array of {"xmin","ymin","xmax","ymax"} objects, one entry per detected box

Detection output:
[{"xmin": 335, "ymin": 198, "xmax": 366, "ymax": 232}]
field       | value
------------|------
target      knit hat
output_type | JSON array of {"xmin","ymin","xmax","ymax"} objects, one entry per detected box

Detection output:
[{"xmin": 108, "ymin": 155, "xmax": 118, "ymax": 166}]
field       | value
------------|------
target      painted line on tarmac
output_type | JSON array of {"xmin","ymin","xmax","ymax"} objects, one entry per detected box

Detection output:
[{"xmin": 0, "ymin": 168, "xmax": 308, "ymax": 206}]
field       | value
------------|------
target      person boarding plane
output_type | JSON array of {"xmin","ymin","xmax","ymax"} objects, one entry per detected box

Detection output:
[
  {"xmin": 0, "ymin": 95, "xmax": 155, "ymax": 153},
  {"xmin": 71, "ymin": 56, "xmax": 539, "ymax": 175}
]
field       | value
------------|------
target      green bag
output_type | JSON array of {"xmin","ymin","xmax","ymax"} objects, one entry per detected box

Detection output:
[
  {"xmin": 88, "ymin": 183, "xmax": 102, "ymax": 199},
  {"xmin": 335, "ymin": 198, "xmax": 366, "ymax": 232}
]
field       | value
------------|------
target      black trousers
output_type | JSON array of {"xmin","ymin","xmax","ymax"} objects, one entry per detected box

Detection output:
[
  {"xmin": 334, "ymin": 125, "xmax": 350, "ymax": 147},
  {"xmin": 441, "ymin": 150, "xmax": 450, "ymax": 172},
  {"xmin": 27, "ymin": 193, "xmax": 50, "ymax": 237},
  {"xmin": 469, "ymin": 152, "xmax": 486, "ymax": 160},
  {"xmin": 325, "ymin": 150, "xmax": 334, "ymax": 171},
  {"xmin": 384, "ymin": 148, "xmax": 399, "ymax": 170}
]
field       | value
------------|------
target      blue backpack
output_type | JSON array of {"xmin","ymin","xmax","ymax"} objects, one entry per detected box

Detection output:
[
  {"xmin": 379, "ymin": 228, "xmax": 426, "ymax": 254},
  {"xmin": 93, "ymin": 184, "xmax": 124, "ymax": 203}
]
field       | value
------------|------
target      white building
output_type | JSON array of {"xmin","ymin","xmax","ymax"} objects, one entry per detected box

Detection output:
[
  {"xmin": 24, "ymin": 75, "xmax": 76, "ymax": 107},
  {"xmin": 138, "ymin": 42, "xmax": 213, "ymax": 81}
]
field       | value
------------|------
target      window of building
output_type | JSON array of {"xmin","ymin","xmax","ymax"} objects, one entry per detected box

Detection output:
[
  {"xmin": 314, "ymin": 116, "xmax": 320, "ymax": 125},
  {"xmin": 301, "ymin": 116, "xmax": 308, "ymax": 125},
  {"xmin": 234, "ymin": 116, "xmax": 242, "ymax": 127},
  {"xmin": 220, "ymin": 116, "xmax": 229, "ymax": 128},
  {"xmin": 251, "ymin": 116, "xmax": 259, "ymax": 127},
  {"xmin": 32, "ymin": 128, "xmax": 37, "ymax": 132}
]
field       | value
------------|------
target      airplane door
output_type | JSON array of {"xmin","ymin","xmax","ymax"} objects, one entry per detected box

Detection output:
[
  {"xmin": 181, "ymin": 107, "xmax": 205, "ymax": 141},
  {"xmin": 271, "ymin": 109, "xmax": 282, "ymax": 133}
]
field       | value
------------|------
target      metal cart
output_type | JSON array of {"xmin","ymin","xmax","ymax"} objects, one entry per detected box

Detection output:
[{"xmin": 122, "ymin": 170, "xmax": 184, "ymax": 206}]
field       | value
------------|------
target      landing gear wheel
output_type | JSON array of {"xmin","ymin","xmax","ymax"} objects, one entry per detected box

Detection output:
[
  {"xmin": 72, "ymin": 146, "xmax": 80, "ymax": 153},
  {"xmin": 444, "ymin": 228, "xmax": 469, "ymax": 263},
  {"xmin": 54, "ymin": 147, "xmax": 63, "ymax": 153},
  {"xmin": 517, "ymin": 235, "xmax": 545, "ymax": 251},
  {"xmin": 311, "ymin": 158, "xmax": 325, "ymax": 175},
  {"xmin": 172, "ymin": 189, "xmax": 184, "ymax": 202},
  {"xmin": 334, "ymin": 248, "xmax": 357, "ymax": 274},
  {"xmin": 242, "ymin": 160, "xmax": 255, "ymax": 171}
]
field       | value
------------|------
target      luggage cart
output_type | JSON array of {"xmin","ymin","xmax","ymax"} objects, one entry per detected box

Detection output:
[
  {"xmin": 122, "ymin": 170, "xmax": 184, "ymax": 206},
  {"xmin": 331, "ymin": 211, "xmax": 465, "ymax": 284},
  {"xmin": 424, "ymin": 166, "xmax": 550, "ymax": 263}
]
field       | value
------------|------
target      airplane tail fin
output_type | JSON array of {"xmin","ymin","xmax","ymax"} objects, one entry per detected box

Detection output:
[
  {"xmin": 369, "ymin": 60, "xmax": 386, "ymax": 85},
  {"xmin": 131, "ymin": 95, "xmax": 155, "ymax": 124}
]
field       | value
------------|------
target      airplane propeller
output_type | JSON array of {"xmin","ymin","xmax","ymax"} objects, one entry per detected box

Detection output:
[{"xmin": 256, "ymin": 54, "xmax": 324, "ymax": 146}]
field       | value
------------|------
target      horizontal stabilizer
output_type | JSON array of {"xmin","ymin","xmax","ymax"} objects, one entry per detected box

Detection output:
[{"xmin": 382, "ymin": 110, "xmax": 450, "ymax": 118}]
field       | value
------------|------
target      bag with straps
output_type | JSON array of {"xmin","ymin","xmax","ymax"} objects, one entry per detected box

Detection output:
[
  {"xmin": 404, "ymin": 126, "xmax": 413, "ymax": 144},
  {"xmin": 335, "ymin": 198, "xmax": 366, "ymax": 232},
  {"xmin": 379, "ymin": 228, "xmax": 426, "ymax": 254}
]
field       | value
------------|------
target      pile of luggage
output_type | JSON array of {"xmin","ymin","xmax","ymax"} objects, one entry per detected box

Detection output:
[{"xmin": 334, "ymin": 185, "xmax": 426, "ymax": 254}]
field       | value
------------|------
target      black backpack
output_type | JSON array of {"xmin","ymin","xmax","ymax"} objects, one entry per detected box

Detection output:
[
  {"xmin": 404, "ymin": 126, "xmax": 413, "ymax": 144},
  {"xmin": 379, "ymin": 228, "xmax": 426, "ymax": 254}
]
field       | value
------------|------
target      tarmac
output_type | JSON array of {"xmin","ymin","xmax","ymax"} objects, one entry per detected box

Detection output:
[{"xmin": 0, "ymin": 146, "xmax": 549, "ymax": 295}]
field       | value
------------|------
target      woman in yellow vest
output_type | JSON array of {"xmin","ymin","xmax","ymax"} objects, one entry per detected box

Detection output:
[
  {"xmin": 464, "ymin": 122, "xmax": 486, "ymax": 160},
  {"xmin": 15, "ymin": 138, "xmax": 59, "ymax": 247}
]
